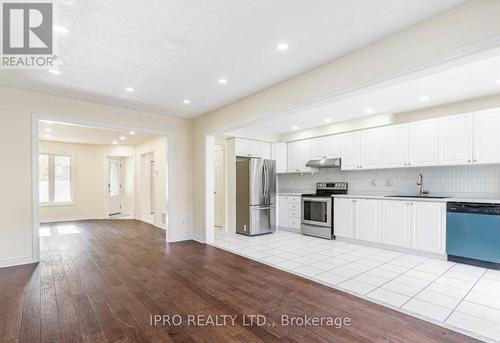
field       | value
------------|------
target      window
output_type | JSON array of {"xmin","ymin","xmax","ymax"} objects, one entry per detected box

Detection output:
[{"xmin": 39, "ymin": 153, "xmax": 73, "ymax": 204}]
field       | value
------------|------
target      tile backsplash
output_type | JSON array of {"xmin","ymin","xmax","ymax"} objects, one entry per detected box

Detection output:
[{"xmin": 278, "ymin": 164, "xmax": 500, "ymax": 199}]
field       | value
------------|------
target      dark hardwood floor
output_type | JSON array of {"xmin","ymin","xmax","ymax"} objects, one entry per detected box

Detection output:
[{"xmin": 0, "ymin": 220, "xmax": 478, "ymax": 343}]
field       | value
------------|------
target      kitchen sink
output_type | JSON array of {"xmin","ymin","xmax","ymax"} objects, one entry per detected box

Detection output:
[{"xmin": 385, "ymin": 195, "xmax": 449, "ymax": 199}]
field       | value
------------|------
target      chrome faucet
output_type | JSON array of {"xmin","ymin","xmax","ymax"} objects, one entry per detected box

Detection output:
[{"xmin": 417, "ymin": 173, "xmax": 428, "ymax": 196}]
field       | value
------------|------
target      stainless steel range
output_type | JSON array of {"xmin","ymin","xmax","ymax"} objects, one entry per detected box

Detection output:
[{"xmin": 301, "ymin": 182, "xmax": 348, "ymax": 239}]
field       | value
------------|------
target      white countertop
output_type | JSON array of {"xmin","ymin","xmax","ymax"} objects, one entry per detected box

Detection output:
[
  {"xmin": 332, "ymin": 194, "xmax": 500, "ymax": 204},
  {"xmin": 277, "ymin": 192, "xmax": 304, "ymax": 196}
]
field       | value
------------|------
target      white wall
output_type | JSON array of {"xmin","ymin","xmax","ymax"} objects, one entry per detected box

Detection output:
[
  {"xmin": 0, "ymin": 87, "xmax": 192, "ymax": 267},
  {"xmin": 192, "ymin": 1, "xmax": 500, "ymax": 240},
  {"xmin": 39, "ymin": 141, "xmax": 136, "ymax": 222}
]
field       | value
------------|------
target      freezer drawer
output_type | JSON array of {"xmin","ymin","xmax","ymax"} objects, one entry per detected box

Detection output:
[{"xmin": 237, "ymin": 205, "xmax": 276, "ymax": 236}]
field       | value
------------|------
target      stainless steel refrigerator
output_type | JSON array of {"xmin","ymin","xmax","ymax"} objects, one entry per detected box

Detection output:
[{"xmin": 236, "ymin": 158, "xmax": 276, "ymax": 236}]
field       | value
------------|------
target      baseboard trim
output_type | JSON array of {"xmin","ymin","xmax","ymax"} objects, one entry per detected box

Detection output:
[
  {"xmin": 40, "ymin": 215, "xmax": 106, "ymax": 223},
  {"xmin": 0, "ymin": 255, "xmax": 36, "ymax": 268},
  {"xmin": 192, "ymin": 234, "xmax": 205, "ymax": 243}
]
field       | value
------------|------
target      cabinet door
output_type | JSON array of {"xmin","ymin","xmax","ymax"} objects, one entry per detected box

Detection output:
[
  {"xmin": 334, "ymin": 198, "xmax": 355, "ymax": 238},
  {"xmin": 361, "ymin": 129, "xmax": 382, "ymax": 169},
  {"xmin": 356, "ymin": 199, "xmax": 380, "ymax": 242},
  {"xmin": 310, "ymin": 137, "xmax": 325, "ymax": 159},
  {"xmin": 411, "ymin": 202, "xmax": 445, "ymax": 254},
  {"xmin": 324, "ymin": 135, "xmax": 341, "ymax": 158},
  {"xmin": 234, "ymin": 138, "xmax": 251, "ymax": 157},
  {"xmin": 409, "ymin": 119, "xmax": 439, "ymax": 166},
  {"xmin": 271, "ymin": 142, "xmax": 287, "ymax": 173},
  {"xmin": 381, "ymin": 200, "xmax": 409, "ymax": 248},
  {"xmin": 277, "ymin": 195, "xmax": 288, "ymax": 228},
  {"xmin": 381, "ymin": 125, "xmax": 408, "ymax": 168},
  {"xmin": 341, "ymin": 133, "xmax": 361, "ymax": 170},
  {"xmin": 287, "ymin": 140, "xmax": 311, "ymax": 172},
  {"xmin": 474, "ymin": 110, "xmax": 500, "ymax": 164},
  {"xmin": 438, "ymin": 114, "xmax": 473, "ymax": 165}
]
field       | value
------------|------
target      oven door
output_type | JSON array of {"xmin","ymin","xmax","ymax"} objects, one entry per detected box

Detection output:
[{"xmin": 301, "ymin": 197, "xmax": 332, "ymax": 227}]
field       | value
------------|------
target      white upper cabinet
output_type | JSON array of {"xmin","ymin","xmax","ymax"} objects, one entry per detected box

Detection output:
[
  {"xmin": 408, "ymin": 119, "xmax": 439, "ymax": 166},
  {"xmin": 381, "ymin": 125, "xmax": 408, "ymax": 168},
  {"xmin": 361, "ymin": 129, "xmax": 383, "ymax": 169},
  {"xmin": 473, "ymin": 109, "xmax": 500, "ymax": 164},
  {"xmin": 341, "ymin": 132, "xmax": 361, "ymax": 170},
  {"xmin": 310, "ymin": 137, "xmax": 325, "ymax": 160},
  {"xmin": 234, "ymin": 138, "xmax": 270, "ymax": 159},
  {"xmin": 438, "ymin": 113, "xmax": 474, "ymax": 165},
  {"xmin": 310, "ymin": 135, "xmax": 342, "ymax": 160},
  {"xmin": 287, "ymin": 140, "xmax": 312, "ymax": 173},
  {"xmin": 271, "ymin": 142, "xmax": 287, "ymax": 173}
]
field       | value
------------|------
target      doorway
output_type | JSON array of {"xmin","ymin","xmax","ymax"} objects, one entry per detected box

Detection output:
[
  {"xmin": 141, "ymin": 151, "xmax": 155, "ymax": 225},
  {"xmin": 214, "ymin": 144, "xmax": 226, "ymax": 231},
  {"xmin": 107, "ymin": 158, "xmax": 122, "ymax": 216}
]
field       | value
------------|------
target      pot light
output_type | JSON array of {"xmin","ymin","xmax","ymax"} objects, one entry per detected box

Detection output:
[
  {"xmin": 183, "ymin": 99, "xmax": 191, "ymax": 104},
  {"xmin": 112, "ymin": 140, "xmax": 118, "ymax": 145},
  {"xmin": 365, "ymin": 108, "xmax": 373, "ymax": 114},
  {"xmin": 45, "ymin": 128, "xmax": 52, "ymax": 132},
  {"xmin": 48, "ymin": 69, "xmax": 60, "ymax": 75},
  {"xmin": 125, "ymin": 87, "xmax": 134, "ymax": 92},
  {"xmin": 119, "ymin": 136, "xmax": 126, "ymax": 141},
  {"xmin": 420, "ymin": 96, "xmax": 430, "ymax": 102},
  {"xmin": 292, "ymin": 125, "xmax": 299, "ymax": 130},
  {"xmin": 53, "ymin": 25, "xmax": 69, "ymax": 34},
  {"xmin": 277, "ymin": 42, "xmax": 288, "ymax": 51},
  {"xmin": 324, "ymin": 118, "xmax": 331, "ymax": 123},
  {"xmin": 218, "ymin": 78, "xmax": 227, "ymax": 85},
  {"xmin": 129, "ymin": 131, "xmax": 136, "ymax": 135}
]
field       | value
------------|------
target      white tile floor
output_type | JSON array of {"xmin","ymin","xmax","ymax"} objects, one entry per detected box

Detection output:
[{"xmin": 211, "ymin": 230, "xmax": 500, "ymax": 342}]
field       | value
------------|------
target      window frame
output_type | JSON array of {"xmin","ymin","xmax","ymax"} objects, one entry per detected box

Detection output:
[{"xmin": 39, "ymin": 152, "xmax": 75, "ymax": 207}]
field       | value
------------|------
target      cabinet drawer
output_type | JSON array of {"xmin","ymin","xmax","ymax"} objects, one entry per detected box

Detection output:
[
  {"xmin": 288, "ymin": 218, "xmax": 301, "ymax": 229},
  {"xmin": 287, "ymin": 196, "xmax": 301, "ymax": 204},
  {"xmin": 288, "ymin": 203, "xmax": 300, "ymax": 211},
  {"xmin": 288, "ymin": 210, "xmax": 300, "ymax": 218}
]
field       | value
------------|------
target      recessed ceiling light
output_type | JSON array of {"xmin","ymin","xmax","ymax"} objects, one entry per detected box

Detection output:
[
  {"xmin": 324, "ymin": 118, "xmax": 331, "ymax": 123},
  {"xmin": 420, "ymin": 96, "xmax": 430, "ymax": 102},
  {"xmin": 129, "ymin": 131, "xmax": 136, "ymax": 135},
  {"xmin": 218, "ymin": 78, "xmax": 227, "ymax": 85},
  {"xmin": 53, "ymin": 25, "xmax": 69, "ymax": 34},
  {"xmin": 119, "ymin": 136, "xmax": 126, "ymax": 140},
  {"xmin": 277, "ymin": 42, "xmax": 288, "ymax": 51},
  {"xmin": 112, "ymin": 140, "xmax": 118, "ymax": 145},
  {"xmin": 125, "ymin": 87, "xmax": 134, "ymax": 92},
  {"xmin": 48, "ymin": 69, "xmax": 60, "ymax": 75},
  {"xmin": 45, "ymin": 128, "xmax": 52, "ymax": 132},
  {"xmin": 292, "ymin": 125, "xmax": 299, "ymax": 130},
  {"xmin": 183, "ymin": 99, "xmax": 191, "ymax": 104}
]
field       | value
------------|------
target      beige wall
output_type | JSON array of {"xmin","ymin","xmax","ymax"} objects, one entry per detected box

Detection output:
[
  {"xmin": 192, "ymin": 1, "xmax": 500, "ymax": 238},
  {"xmin": 39, "ymin": 141, "xmax": 136, "ymax": 222},
  {"xmin": 0, "ymin": 87, "xmax": 192, "ymax": 266}
]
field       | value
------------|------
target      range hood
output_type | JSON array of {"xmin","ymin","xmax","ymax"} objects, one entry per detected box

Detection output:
[{"xmin": 305, "ymin": 158, "xmax": 341, "ymax": 169}]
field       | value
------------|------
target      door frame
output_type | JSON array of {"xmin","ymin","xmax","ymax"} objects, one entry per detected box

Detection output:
[
  {"xmin": 32, "ymin": 114, "xmax": 172, "ymax": 264},
  {"xmin": 214, "ymin": 144, "xmax": 227, "ymax": 230}
]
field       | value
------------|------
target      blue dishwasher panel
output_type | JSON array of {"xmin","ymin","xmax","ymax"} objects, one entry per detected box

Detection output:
[{"xmin": 447, "ymin": 212, "xmax": 500, "ymax": 263}]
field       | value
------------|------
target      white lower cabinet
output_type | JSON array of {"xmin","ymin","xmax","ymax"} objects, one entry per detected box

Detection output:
[
  {"xmin": 277, "ymin": 195, "xmax": 301, "ymax": 230},
  {"xmin": 356, "ymin": 199, "xmax": 380, "ymax": 242},
  {"xmin": 335, "ymin": 197, "xmax": 446, "ymax": 255}
]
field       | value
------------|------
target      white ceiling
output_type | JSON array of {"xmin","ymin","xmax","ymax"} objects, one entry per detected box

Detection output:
[
  {"xmin": 0, "ymin": 0, "xmax": 468, "ymax": 118},
  {"xmin": 243, "ymin": 54, "xmax": 500, "ymax": 135},
  {"xmin": 39, "ymin": 121, "xmax": 157, "ymax": 145}
]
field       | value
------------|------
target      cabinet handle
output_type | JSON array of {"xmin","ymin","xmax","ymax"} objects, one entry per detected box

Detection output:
[
  {"xmin": 474, "ymin": 159, "xmax": 477, "ymax": 162},
  {"xmin": 467, "ymin": 160, "xmax": 471, "ymax": 163}
]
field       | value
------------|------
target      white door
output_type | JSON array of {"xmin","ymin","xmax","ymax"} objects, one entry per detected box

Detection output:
[
  {"xmin": 356, "ymin": 199, "xmax": 380, "ymax": 242},
  {"xmin": 108, "ymin": 158, "xmax": 122, "ymax": 215},
  {"xmin": 408, "ymin": 119, "xmax": 439, "ymax": 166},
  {"xmin": 334, "ymin": 198, "xmax": 356, "ymax": 238},
  {"xmin": 214, "ymin": 145, "xmax": 226, "ymax": 228},
  {"xmin": 381, "ymin": 200, "xmax": 409, "ymax": 248},
  {"xmin": 310, "ymin": 137, "xmax": 325, "ymax": 160},
  {"xmin": 411, "ymin": 202, "xmax": 445, "ymax": 254},
  {"xmin": 287, "ymin": 140, "xmax": 311, "ymax": 172},
  {"xmin": 474, "ymin": 110, "xmax": 500, "ymax": 164},
  {"xmin": 235, "ymin": 138, "xmax": 251, "ymax": 157},
  {"xmin": 277, "ymin": 195, "xmax": 288, "ymax": 227},
  {"xmin": 324, "ymin": 135, "xmax": 341, "ymax": 158},
  {"xmin": 361, "ymin": 129, "xmax": 382, "ymax": 169},
  {"xmin": 271, "ymin": 142, "xmax": 287, "ymax": 173},
  {"xmin": 438, "ymin": 114, "xmax": 474, "ymax": 165},
  {"xmin": 381, "ymin": 125, "xmax": 408, "ymax": 168},
  {"xmin": 341, "ymin": 133, "xmax": 361, "ymax": 170}
]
